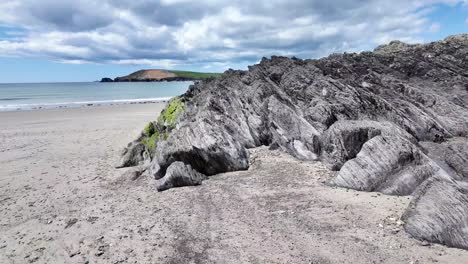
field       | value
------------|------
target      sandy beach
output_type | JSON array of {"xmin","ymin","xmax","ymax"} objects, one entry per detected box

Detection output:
[{"xmin": 1, "ymin": 103, "xmax": 468, "ymax": 264}]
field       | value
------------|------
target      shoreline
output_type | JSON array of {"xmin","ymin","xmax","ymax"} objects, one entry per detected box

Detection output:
[
  {"xmin": 0, "ymin": 81, "xmax": 192, "ymax": 112},
  {"xmin": 0, "ymin": 97, "xmax": 171, "ymax": 112}
]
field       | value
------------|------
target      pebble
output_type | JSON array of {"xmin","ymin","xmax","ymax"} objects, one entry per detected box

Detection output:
[
  {"xmin": 65, "ymin": 218, "xmax": 78, "ymax": 229},
  {"xmin": 420, "ymin": 240, "xmax": 430, "ymax": 246},
  {"xmin": 69, "ymin": 250, "xmax": 80, "ymax": 258}
]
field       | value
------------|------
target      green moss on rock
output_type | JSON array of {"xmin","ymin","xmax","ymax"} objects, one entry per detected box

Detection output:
[
  {"xmin": 141, "ymin": 132, "xmax": 159, "ymax": 153},
  {"xmin": 144, "ymin": 122, "xmax": 155, "ymax": 136},
  {"xmin": 139, "ymin": 97, "xmax": 184, "ymax": 156},
  {"xmin": 158, "ymin": 97, "xmax": 185, "ymax": 128}
]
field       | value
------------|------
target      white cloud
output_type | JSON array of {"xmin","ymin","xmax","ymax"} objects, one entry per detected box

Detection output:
[
  {"xmin": 0, "ymin": 0, "xmax": 465, "ymax": 70},
  {"xmin": 429, "ymin": 22, "xmax": 441, "ymax": 33},
  {"xmin": 112, "ymin": 59, "xmax": 178, "ymax": 68}
]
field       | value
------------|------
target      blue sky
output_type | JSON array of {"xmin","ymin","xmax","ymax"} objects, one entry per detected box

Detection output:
[
  {"xmin": 0, "ymin": 0, "xmax": 466, "ymax": 83},
  {"xmin": 424, "ymin": 2, "xmax": 467, "ymax": 39}
]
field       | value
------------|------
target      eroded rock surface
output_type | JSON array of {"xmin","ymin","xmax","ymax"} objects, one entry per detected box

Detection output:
[
  {"xmin": 156, "ymin": 161, "xmax": 207, "ymax": 192},
  {"xmin": 120, "ymin": 34, "xmax": 468, "ymax": 249},
  {"xmin": 332, "ymin": 134, "xmax": 446, "ymax": 196},
  {"xmin": 402, "ymin": 177, "xmax": 468, "ymax": 250},
  {"xmin": 320, "ymin": 120, "xmax": 414, "ymax": 170},
  {"xmin": 116, "ymin": 141, "xmax": 149, "ymax": 168},
  {"xmin": 443, "ymin": 140, "xmax": 468, "ymax": 179}
]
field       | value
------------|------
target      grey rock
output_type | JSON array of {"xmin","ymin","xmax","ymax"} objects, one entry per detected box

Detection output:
[
  {"xmin": 145, "ymin": 159, "xmax": 163, "ymax": 179},
  {"xmin": 420, "ymin": 240, "xmax": 431, "ymax": 247},
  {"xmin": 156, "ymin": 161, "xmax": 207, "ymax": 192},
  {"xmin": 119, "ymin": 34, "xmax": 468, "ymax": 249},
  {"xmin": 154, "ymin": 121, "xmax": 250, "ymax": 177},
  {"xmin": 116, "ymin": 141, "xmax": 150, "ymax": 169},
  {"xmin": 443, "ymin": 139, "xmax": 468, "ymax": 178},
  {"xmin": 332, "ymin": 133, "xmax": 446, "ymax": 196},
  {"xmin": 420, "ymin": 138, "xmax": 468, "ymax": 180},
  {"xmin": 266, "ymin": 96, "xmax": 321, "ymax": 160},
  {"xmin": 321, "ymin": 120, "xmax": 414, "ymax": 170},
  {"xmin": 131, "ymin": 35, "xmax": 468, "ymax": 186},
  {"xmin": 114, "ymin": 167, "xmax": 145, "ymax": 184},
  {"xmin": 402, "ymin": 177, "xmax": 468, "ymax": 250}
]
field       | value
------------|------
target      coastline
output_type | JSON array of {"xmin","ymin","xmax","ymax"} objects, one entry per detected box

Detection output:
[
  {"xmin": 102, "ymin": 77, "xmax": 202, "ymax": 82},
  {"xmin": 1, "ymin": 102, "xmax": 468, "ymax": 263},
  {"xmin": 0, "ymin": 81, "xmax": 191, "ymax": 112},
  {"xmin": 0, "ymin": 97, "xmax": 172, "ymax": 112}
]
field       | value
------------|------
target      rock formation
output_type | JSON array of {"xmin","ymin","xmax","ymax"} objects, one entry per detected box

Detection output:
[
  {"xmin": 119, "ymin": 34, "xmax": 468, "ymax": 250},
  {"xmin": 155, "ymin": 161, "xmax": 207, "ymax": 192},
  {"xmin": 100, "ymin": 77, "xmax": 114, "ymax": 82}
]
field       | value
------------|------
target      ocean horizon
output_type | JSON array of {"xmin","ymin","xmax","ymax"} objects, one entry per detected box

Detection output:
[{"xmin": 0, "ymin": 81, "xmax": 192, "ymax": 111}]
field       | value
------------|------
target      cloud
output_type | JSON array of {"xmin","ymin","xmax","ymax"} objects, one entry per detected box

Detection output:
[
  {"xmin": 429, "ymin": 22, "xmax": 441, "ymax": 33},
  {"xmin": 0, "ymin": 0, "xmax": 465, "ymax": 70}
]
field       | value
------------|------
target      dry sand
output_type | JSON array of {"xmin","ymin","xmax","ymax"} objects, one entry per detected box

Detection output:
[{"xmin": 1, "ymin": 103, "xmax": 467, "ymax": 264}]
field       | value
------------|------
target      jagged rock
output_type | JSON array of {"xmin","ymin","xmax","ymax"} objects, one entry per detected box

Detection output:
[
  {"xmin": 321, "ymin": 120, "xmax": 414, "ymax": 170},
  {"xmin": 145, "ymin": 159, "xmax": 163, "ymax": 179},
  {"xmin": 266, "ymin": 96, "xmax": 321, "ymax": 160},
  {"xmin": 153, "ymin": 121, "xmax": 250, "ymax": 177},
  {"xmin": 420, "ymin": 138, "xmax": 468, "ymax": 181},
  {"xmin": 116, "ymin": 141, "xmax": 149, "ymax": 168},
  {"xmin": 332, "ymin": 134, "xmax": 448, "ymax": 196},
  {"xmin": 443, "ymin": 139, "xmax": 468, "ymax": 178},
  {"xmin": 156, "ymin": 161, "xmax": 207, "ymax": 192},
  {"xmin": 129, "ymin": 34, "xmax": 467, "ymax": 191},
  {"xmin": 120, "ymin": 35, "xmax": 468, "ymax": 249},
  {"xmin": 402, "ymin": 177, "xmax": 468, "ymax": 250}
]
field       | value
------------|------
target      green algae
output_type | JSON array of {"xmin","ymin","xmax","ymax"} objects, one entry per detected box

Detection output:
[
  {"xmin": 140, "ymin": 97, "xmax": 184, "ymax": 156},
  {"xmin": 144, "ymin": 122, "xmax": 155, "ymax": 136},
  {"xmin": 141, "ymin": 132, "xmax": 158, "ymax": 153},
  {"xmin": 158, "ymin": 97, "xmax": 185, "ymax": 128}
]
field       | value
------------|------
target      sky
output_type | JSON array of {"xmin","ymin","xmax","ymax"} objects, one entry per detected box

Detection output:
[{"xmin": 0, "ymin": 0, "xmax": 466, "ymax": 83}]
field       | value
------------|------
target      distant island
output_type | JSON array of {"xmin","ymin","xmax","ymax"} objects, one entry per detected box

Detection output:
[{"xmin": 101, "ymin": 69, "xmax": 222, "ymax": 82}]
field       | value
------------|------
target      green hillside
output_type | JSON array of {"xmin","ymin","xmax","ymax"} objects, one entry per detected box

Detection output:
[{"xmin": 168, "ymin": 70, "xmax": 222, "ymax": 79}]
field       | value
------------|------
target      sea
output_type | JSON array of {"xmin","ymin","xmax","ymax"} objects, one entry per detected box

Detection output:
[{"xmin": 0, "ymin": 81, "xmax": 192, "ymax": 111}]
